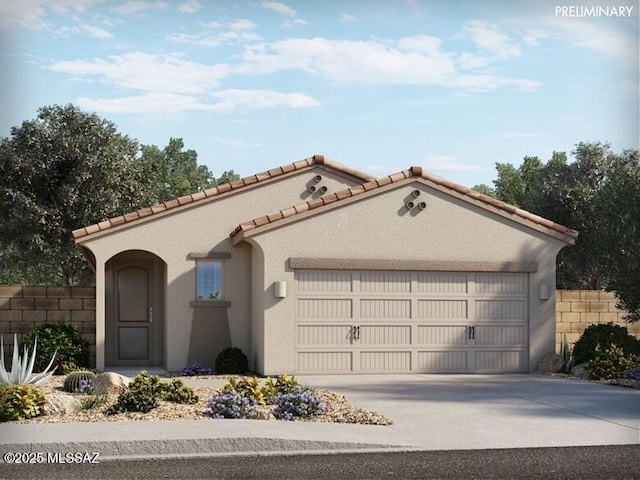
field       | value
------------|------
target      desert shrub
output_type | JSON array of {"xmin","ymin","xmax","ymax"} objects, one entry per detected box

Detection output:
[
  {"xmin": 181, "ymin": 362, "xmax": 213, "ymax": 376},
  {"xmin": 79, "ymin": 394, "xmax": 107, "ymax": 410},
  {"xmin": 106, "ymin": 388, "xmax": 158, "ymax": 414},
  {"xmin": 105, "ymin": 371, "xmax": 197, "ymax": 415},
  {"xmin": 585, "ymin": 344, "xmax": 639, "ymax": 380},
  {"xmin": 21, "ymin": 323, "xmax": 90, "ymax": 374},
  {"xmin": 572, "ymin": 323, "xmax": 640, "ymax": 365},
  {"xmin": 224, "ymin": 376, "xmax": 267, "ymax": 405},
  {"xmin": 263, "ymin": 375, "xmax": 300, "ymax": 403},
  {"xmin": 205, "ymin": 387, "xmax": 257, "ymax": 419},
  {"xmin": 215, "ymin": 347, "xmax": 248, "ymax": 374},
  {"xmin": 63, "ymin": 371, "xmax": 97, "ymax": 393},
  {"xmin": 0, "ymin": 384, "xmax": 45, "ymax": 421},
  {"xmin": 271, "ymin": 386, "xmax": 326, "ymax": 421}
]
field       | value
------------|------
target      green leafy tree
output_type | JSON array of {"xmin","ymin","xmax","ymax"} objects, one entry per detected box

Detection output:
[
  {"xmin": 595, "ymin": 150, "xmax": 640, "ymax": 321},
  {"xmin": 488, "ymin": 142, "xmax": 640, "ymax": 321},
  {"xmin": 137, "ymin": 138, "xmax": 215, "ymax": 202},
  {"xmin": 0, "ymin": 105, "xmax": 142, "ymax": 285}
]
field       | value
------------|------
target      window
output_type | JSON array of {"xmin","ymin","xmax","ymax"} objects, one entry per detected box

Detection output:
[{"xmin": 196, "ymin": 260, "xmax": 223, "ymax": 300}]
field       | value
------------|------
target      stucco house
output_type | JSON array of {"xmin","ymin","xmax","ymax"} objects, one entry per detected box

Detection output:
[{"xmin": 73, "ymin": 155, "xmax": 577, "ymax": 375}]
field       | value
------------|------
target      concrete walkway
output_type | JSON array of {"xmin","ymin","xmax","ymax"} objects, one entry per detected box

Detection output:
[{"xmin": 0, "ymin": 374, "xmax": 638, "ymax": 460}]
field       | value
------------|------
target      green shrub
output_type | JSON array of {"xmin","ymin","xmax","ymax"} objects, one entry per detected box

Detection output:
[
  {"xmin": 160, "ymin": 379, "xmax": 198, "ymax": 404},
  {"xmin": 21, "ymin": 324, "xmax": 90, "ymax": 374},
  {"xmin": 224, "ymin": 376, "xmax": 267, "ymax": 405},
  {"xmin": 215, "ymin": 347, "xmax": 248, "ymax": 374},
  {"xmin": 586, "ymin": 344, "xmax": 638, "ymax": 380},
  {"xmin": 63, "ymin": 371, "xmax": 97, "ymax": 393},
  {"xmin": 572, "ymin": 323, "xmax": 640, "ymax": 365},
  {"xmin": 0, "ymin": 384, "xmax": 45, "ymax": 421},
  {"xmin": 106, "ymin": 388, "xmax": 158, "ymax": 414},
  {"xmin": 79, "ymin": 394, "xmax": 107, "ymax": 410},
  {"xmin": 105, "ymin": 371, "xmax": 197, "ymax": 415},
  {"xmin": 263, "ymin": 375, "xmax": 300, "ymax": 403}
]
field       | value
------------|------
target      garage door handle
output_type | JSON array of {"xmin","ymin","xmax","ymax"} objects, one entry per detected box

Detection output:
[
  {"xmin": 468, "ymin": 326, "xmax": 475, "ymax": 340},
  {"xmin": 355, "ymin": 325, "xmax": 360, "ymax": 341}
]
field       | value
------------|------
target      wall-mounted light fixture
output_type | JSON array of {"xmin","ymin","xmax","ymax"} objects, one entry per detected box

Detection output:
[
  {"xmin": 539, "ymin": 284, "xmax": 550, "ymax": 300},
  {"xmin": 275, "ymin": 281, "xmax": 287, "ymax": 298}
]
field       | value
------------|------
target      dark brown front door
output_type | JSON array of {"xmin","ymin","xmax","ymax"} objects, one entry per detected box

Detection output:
[{"xmin": 108, "ymin": 255, "xmax": 163, "ymax": 367}]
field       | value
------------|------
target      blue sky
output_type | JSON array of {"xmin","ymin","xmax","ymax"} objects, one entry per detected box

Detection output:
[{"xmin": 1, "ymin": 0, "xmax": 638, "ymax": 188}]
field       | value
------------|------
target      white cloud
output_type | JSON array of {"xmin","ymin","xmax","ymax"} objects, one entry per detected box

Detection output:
[
  {"xmin": 423, "ymin": 155, "xmax": 485, "ymax": 173},
  {"xmin": 229, "ymin": 19, "xmax": 256, "ymax": 31},
  {"xmin": 261, "ymin": 1, "xmax": 296, "ymax": 17},
  {"xmin": 0, "ymin": 0, "xmax": 103, "ymax": 28},
  {"xmin": 282, "ymin": 18, "xmax": 307, "ymax": 27},
  {"xmin": 340, "ymin": 14, "xmax": 358, "ymax": 24},
  {"xmin": 48, "ymin": 52, "xmax": 230, "ymax": 94},
  {"xmin": 543, "ymin": 16, "xmax": 635, "ymax": 60},
  {"xmin": 237, "ymin": 36, "xmax": 538, "ymax": 92},
  {"xmin": 111, "ymin": 1, "xmax": 168, "ymax": 15},
  {"xmin": 177, "ymin": 0, "xmax": 201, "ymax": 13},
  {"xmin": 75, "ymin": 89, "xmax": 320, "ymax": 114},
  {"xmin": 57, "ymin": 23, "xmax": 112, "ymax": 39},
  {"xmin": 492, "ymin": 132, "xmax": 552, "ymax": 139},
  {"xmin": 210, "ymin": 89, "xmax": 321, "ymax": 113},
  {"xmin": 462, "ymin": 20, "xmax": 521, "ymax": 58}
]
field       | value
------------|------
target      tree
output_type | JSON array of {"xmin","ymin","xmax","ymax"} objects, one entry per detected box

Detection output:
[
  {"xmin": 0, "ymin": 105, "xmax": 239, "ymax": 286},
  {"xmin": 596, "ymin": 150, "xmax": 640, "ymax": 322},
  {"xmin": 487, "ymin": 141, "xmax": 640, "ymax": 321},
  {"xmin": 0, "ymin": 104, "xmax": 142, "ymax": 285}
]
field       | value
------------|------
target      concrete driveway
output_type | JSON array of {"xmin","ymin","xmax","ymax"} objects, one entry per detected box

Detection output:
[
  {"xmin": 1, "ymin": 374, "xmax": 637, "ymax": 459},
  {"xmin": 297, "ymin": 374, "xmax": 640, "ymax": 450}
]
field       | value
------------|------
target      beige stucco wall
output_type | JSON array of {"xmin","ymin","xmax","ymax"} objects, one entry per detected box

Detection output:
[
  {"xmin": 245, "ymin": 181, "xmax": 569, "ymax": 375},
  {"xmin": 78, "ymin": 167, "xmax": 361, "ymax": 371}
]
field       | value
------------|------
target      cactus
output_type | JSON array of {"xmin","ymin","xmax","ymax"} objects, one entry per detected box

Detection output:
[
  {"xmin": 0, "ymin": 334, "xmax": 57, "ymax": 386},
  {"xmin": 63, "ymin": 370, "xmax": 96, "ymax": 393},
  {"xmin": 560, "ymin": 334, "xmax": 574, "ymax": 373}
]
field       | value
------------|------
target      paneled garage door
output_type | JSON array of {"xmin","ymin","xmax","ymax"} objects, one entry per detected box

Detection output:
[{"xmin": 294, "ymin": 270, "xmax": 528, "ymax": 373}]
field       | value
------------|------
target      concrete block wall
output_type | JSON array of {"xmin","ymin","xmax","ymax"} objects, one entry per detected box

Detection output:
[
  {"xmin": 0, "ymin": 286, "xmax": 96, "ymax": 368},
  {"xmin": 555, "ymin": 290, "xmax": 640, "ymax": 353}
]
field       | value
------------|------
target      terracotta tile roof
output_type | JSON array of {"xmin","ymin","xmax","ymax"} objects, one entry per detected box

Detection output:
[
  {"xmin": 230, "ymin": 166, "xmax": 579, "ymax": 245},
  {"xmin": 73, "ymin": 154, "xmax": 374, "ymax": 241}
]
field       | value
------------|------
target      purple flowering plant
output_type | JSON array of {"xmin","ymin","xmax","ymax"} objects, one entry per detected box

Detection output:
[
  {"xmin": 271, "ymin": 386, "xmax": 327, "ymax": 421},
  {"xmin": 205, "ymin": 387, "xmax": 257, "ymax": 419},
  {"xmin": 181, "ymin": 362, "xmax": 214, "ymax": 376}
]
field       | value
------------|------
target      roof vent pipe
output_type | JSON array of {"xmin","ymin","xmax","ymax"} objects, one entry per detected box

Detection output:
[
  {"xmin": 320, "ymin": 186, "xmax": 328, "ymax": 194},
  {"xmin": 314, "ymin": 175, "xmax": 322, "ymax": 183},
  {"xmin": 406, "ymin": 201, "xmax": 415, "ymax": 210},
  {"xmin": 418, "ymin": 202, "xmax": 427, "ymax": 210},
  {"xmin": 308, "ymin": 185, "xmax": 316, "ymax": 193},
  {"xmin": 412, "ymin": 190, "xmax": 421, "ymax": 198}
]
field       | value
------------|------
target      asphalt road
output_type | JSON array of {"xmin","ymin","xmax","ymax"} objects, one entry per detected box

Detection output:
[{"xmin": 2, "ymin": 445, "xmax": 639, "ymax": 480}]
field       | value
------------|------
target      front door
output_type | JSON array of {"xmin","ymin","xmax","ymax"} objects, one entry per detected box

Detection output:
[{"xmin": 110, "ymin": 257, "xmax": 163, "ymax": 367}]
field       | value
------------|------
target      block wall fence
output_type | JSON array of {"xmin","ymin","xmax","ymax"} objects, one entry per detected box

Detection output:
[
  {"xmin": 1, "ymin": 287, "xmax": 639, "ymax": 369},
  {"xmin": 555, "ymin": 290, "xmax": 640, "ymax": 353},
  {"xmin": 0, "ymin": 286, "xmax": 96, "ymax": 368}
]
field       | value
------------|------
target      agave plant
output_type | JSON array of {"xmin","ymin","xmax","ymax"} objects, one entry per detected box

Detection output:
[{"xmin": 0, "ymin": 334, "xmax": 57, "ymax": 386}]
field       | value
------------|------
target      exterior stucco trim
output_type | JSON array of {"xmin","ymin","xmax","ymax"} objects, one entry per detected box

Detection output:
[
  {"xmin": 288, "ymin": 258, "xmax": 538, "ymax": 272},
  {"xmin": 189, "ymin": 300, "xmax": 232, "ymax": 308},
  {"xmin": 187, "ymin": 252, "xmax": 232, "ymax": 260}
]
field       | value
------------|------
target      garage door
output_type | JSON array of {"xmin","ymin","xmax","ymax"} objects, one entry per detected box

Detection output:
[{"xmin": 294, "ymin": 270, "xmax": 528, "ymax": 373}]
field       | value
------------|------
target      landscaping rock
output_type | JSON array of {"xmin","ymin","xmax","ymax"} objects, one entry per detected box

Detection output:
[
  {"xmin": 44, "ymin": 393, "xmax": 82, "ymax": 415},
  {"xmin": 571, "ymin": 363, "xmax": 588, "ymax": 378},
  {"xmin": 93, "ymin": 372, "xmax": 130, "ymax": 394},
  {"xmin": 535, "ymin": 353, "xmax": 563, "ymax": 374}
]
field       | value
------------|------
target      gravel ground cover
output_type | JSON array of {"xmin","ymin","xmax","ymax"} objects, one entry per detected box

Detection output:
[{"xmin": 19, "ymin": 375, "xmax": 393, "ymax": 425}]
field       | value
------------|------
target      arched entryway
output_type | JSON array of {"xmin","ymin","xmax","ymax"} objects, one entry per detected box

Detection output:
[{"xmin": 105, "ymin": 250, "xmax": 166, "ymax": 368}]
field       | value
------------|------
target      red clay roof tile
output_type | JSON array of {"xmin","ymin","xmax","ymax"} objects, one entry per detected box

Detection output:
[{"xmin": 73, "ymin": 155, "xmax": 373, "ymax": 241}]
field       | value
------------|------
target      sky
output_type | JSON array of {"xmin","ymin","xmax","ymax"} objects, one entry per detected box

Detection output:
[{"xmin": 1, "ymin": 0, "xmax": 638, "ymax": 188}]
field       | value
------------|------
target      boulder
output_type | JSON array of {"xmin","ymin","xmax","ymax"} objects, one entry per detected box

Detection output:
[
  {"xmin": 44, "ymin": 393, "xmax": 82, "ymax": 415},
  {"xmin": 535, "ymin": 353, "xmax": 564, "ymax": 374},
  {"xmin": 93, "ymin": 372, "xmax": 130, "ymax": 394},
  {"xmin": 571, "ymin": 363, "xmax": 589, "ymax": 378}
]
